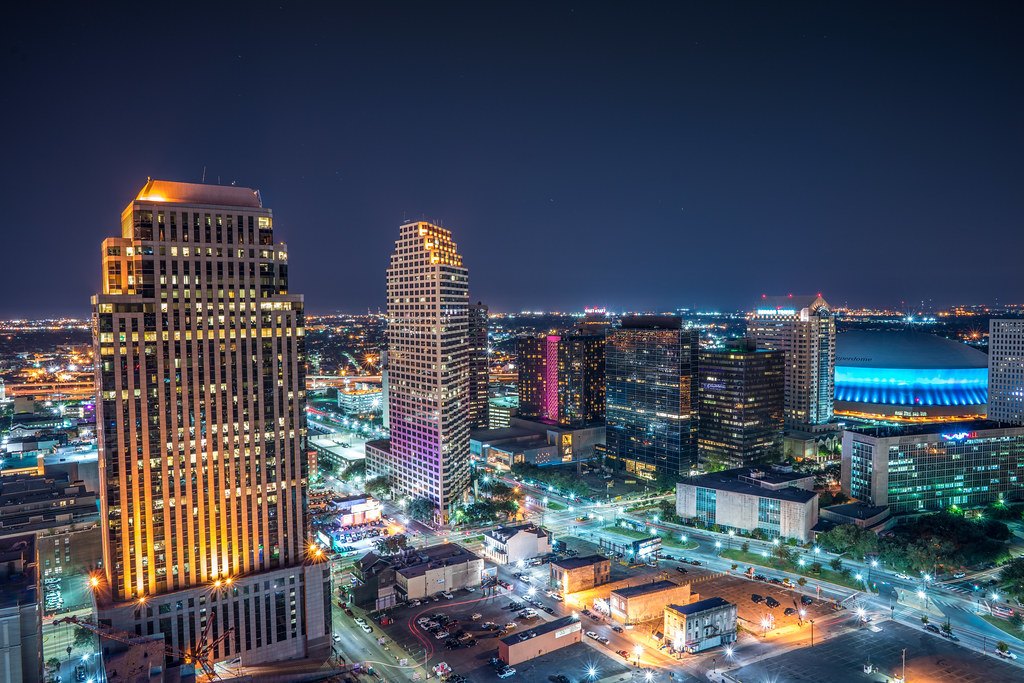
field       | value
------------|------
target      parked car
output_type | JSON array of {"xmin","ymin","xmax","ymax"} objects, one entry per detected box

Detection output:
[
  {"xmin": 441, "ymin": 591, "xmax": 454, "ymax": 600},
  {"xmin": 751, "ymin": 594, "xmax": 764, "ymax": 603},
  {"xmin": 784, "ymin": 608, "xmax": 797, "ymax": 616},
  {"xmin": 585, "ymin": 631, "xmax": 599, "ymax": 639},
  {"xmin": 925, "ymin": 624, "xmax": 941, "ymax": 634},
  {"xmin": 801, "ymin": 596, "xmax": 814, "ymax": 606},
  {"xmin": 612, "ymin": 625, "xmax": 624, "ymax": 633},
  {"xmin": 471, "ymin": 613, "xmax": 482, "ymax": 620},
  {"xmin": 765, "ymin": 597, "xmax": 780, "ymax": 609},
  {"xmin": 497, "ymin": 667, "xmax": 517, "ymax": 679}
]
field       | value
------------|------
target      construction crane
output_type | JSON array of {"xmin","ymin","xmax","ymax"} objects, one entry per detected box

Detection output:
[{"xmin": 53, "ymin": 614, "xmax": 234, "ymax": 681}]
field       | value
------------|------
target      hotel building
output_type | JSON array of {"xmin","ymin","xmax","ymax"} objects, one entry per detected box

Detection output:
[
  {"xmin": 92, "ymin": 180, "xmax": 328, "ymax": 666},
  {"xmin": 517, "ymin": 334, "xmax": 605, "ymax": 427},
  {"xmin": 365, "ymin": 221, "xmax": 471, "ymax": 523},
  {"xmin": 841, "ymin": 420, "xmax": 1024, "ymax": 514},
  {"xmin": 747, "ymin": 294, "xmax": 835, "ymax": 429}
]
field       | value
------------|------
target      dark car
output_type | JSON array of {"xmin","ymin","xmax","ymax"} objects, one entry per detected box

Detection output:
[
  {"xmin": 549, "ymin": 676, "xmax": 570, "ymax": 683},
  {"xmin": 801, "ymin": 596, "xmax": 813, "ymax": 606},
  {"xmin": 765, "ymin": 597, "xmax": 780, "ymax": 609},
  {"xmin": 751, "ymin": 594, "xmax": 764, "ymax": 604},
  {"xmin": 690, "ymin": 560, "xmax": 702, "ymax": 566},
  {"xmin": 612, "ymin": 626, "xmax": 624, "ymax": 633},
  {"xmin": 542, "ymin": 606, "xmax": 554, "ymax": 614},
  {"xmin": 925, "ymin": 624, "xmax": 941, "ymax": 634},
  {"xmin": 754, "ymin": 574, "xmax": 768, "ymax": 582},
  {"xmin": 784, "ymin": 608, "xmax": 797, "ymax": 616},
  {"xmin": 769, "ymin": 578, "xmax": 783, "ymax": 585},
  {"xmin": 676, "ymin": 566, "xmax": 689, "ymax": 574}
]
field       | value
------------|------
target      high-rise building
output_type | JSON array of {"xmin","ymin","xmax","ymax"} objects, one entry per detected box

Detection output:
[
  {"xmin": 516, "ymin": 334, "xmax": 605, "ymax": 426},
  {"xmin": 989, "ymin": 319, "xmax": 1024, "ymax": 425},
  {"xmin": 365, "ymin": 221, "xmax": 471, "ymax": 523},
  {"xmin": 747, "ymin": 294, "xmax": 835, "ymax": 429},
  {"xmin": 604, "ymin": 316, "xmax": 698, "ymax": 482},
  {"xmin": 468, "ymin": 302, "xmax": 490, "ymax": 429},
  {"xmin": 697, "ymin": 339, "xmax": 784, "ymax": 469},
  {"xmin": 92, "ymin": 180, "xmax": 328, "ymax": 666}
]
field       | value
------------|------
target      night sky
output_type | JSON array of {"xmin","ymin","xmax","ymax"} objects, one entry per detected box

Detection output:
[{"xmin": 3, "ymin": 2, "xmax": 1022, "ymax": 317}]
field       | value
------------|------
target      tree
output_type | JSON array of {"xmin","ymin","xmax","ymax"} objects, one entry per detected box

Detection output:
[
  {"xmin": 809, "ymin": 561, "xmax": 823, "ymax": 574},
  {"xmin": 921, "ymin": 616, "xmax": 929, "ymax": 625},
  {"xmin": 941, "ymin": 620, "xmax": 953, "ymax": 636},
  {"xmin": 797, "ymin": 577, "xmax": 808, "ymax": 587},
  {"xmin": 1009, "ymin": 612, "xmax": 1024, "ymax": 629},
  {"xmin": 374, "ymin": 534, "xmax": 408, "ymax": 555},
  {"xmin": 73, "ymin": 625, "xmax": 94, "ymax": 649},
  {"xmin": 817, "ymin": 524, "xmax": 879, "ymax": 558},
  {"xmin": 773, "ymin": 543, "xmax": 794, "ymax": 563},
  {"xmin": 407, "ymin": 497, "xmax": 435, "ymax": 523},
  {"xmin": 997, "ymin": 641, "xmax": 1009, "ymax": 654},
  {"xmin": 1000, "ymin": 557, "xmax": 1024, "ymax": 599},
  {"xmin": 46, "ymin": 658, "xmax": 61, "ymax": 673},
  {"xmin": 741, "ymin": 541, "xmax": 750, "ymax": 554},
  {"xmin": 339, "ymin": 460, "xmax": 366, "ymax": 482},
  {"xmin": 363, "ymin": 475, "xmax": 392, "ymax": 497},
  {"xmin": 829, "ymin": 558, "xmax": 843, "ymax": 572}
]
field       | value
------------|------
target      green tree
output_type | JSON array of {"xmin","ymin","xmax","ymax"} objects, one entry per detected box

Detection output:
[
  {"xmin": 363, "ymin": 475, "xmax": 392, "ymax": 497},
  {"xmin": 773, "ymin": 543, "xmax": 794, "ymax": 563},
  {"xmin": 407, "ymin": 497, "xmax": 435, "ymax": 523},
  {"xmin": 797, "ymin": 577, "xmax": 808, "ymax": 587},
  {"xmin": 941, "ymin": 620, "xmax": 953, "ymax": 636},
  {"xmin": 1009, "ymin": 612, "xmax": 1023, "ymax": 629},
  {"xmin": 921, "ymin": 616, "xmax": 929, "ymax": 625},
  {"xmin": 997, "ymin": 641, "xmax": 1009, "ymax": 654},
  {"xmin": 374, "ymin": 534, "xmax": 408, "ymax": 555},
  {"xmin": 46, "ymin": 658, "xmax": 61, "ymax": 673},
  {"xmin": 817, "ymin": 524, "xmax": 879, "ymax": 558},
  {"xmin": 1000, "ymin": 557, "xmax": 1024, "ymax": 599},
  {"xmin": 73, "ymin": 625, "xmax": 94, "ymax": 649},
  {"xmin": 339, "ymin": 460, "xmax": 366, "ymax": 482},
  {"xmin": 829, "ymin": 558, "xmax": 843, "ymax": 572},
  {"xmin": 809, "ymin": 561, "xmax": 823, "ymax": 574},
  {"xmin": 741, "ymin": 541, "xmax": 750, "ymax": 554}
]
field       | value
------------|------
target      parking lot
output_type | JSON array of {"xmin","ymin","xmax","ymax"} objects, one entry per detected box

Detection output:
[
  {"xmin": 690, "ymin": 572, "xmax": 837, "ymax": 637},
  {"xmin": 729, "ymin": 620, "xmax": 1023, "ymax": 682}
]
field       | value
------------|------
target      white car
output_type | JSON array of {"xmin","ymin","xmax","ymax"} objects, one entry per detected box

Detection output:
[
  {"xmin": 895, "ymin": 573, "xmax": 910, "ymax": 580},
  {"xmin": 471, "ymin": 613, "xmax": 483, "ymax": 620},
  {"xmin": 504, "ymin": 622, "xmax": 517, "ymax": 630},
  {"xmin": 497, "ymin": 667, "xmax": 516, "ymax": 679},
  {"xmin": 585, "ymin": 631, "xmax": 599, "ymax": 639},
  {"xmin": 354, "ymin": 617, "xmax": 367, "ymax": 626},
  {"xmin": 434, "ymin": 630, "xmax": 449, "ymax": 640},
  {"xmin": 360, "ymin": 624, "xmax": 372, "ymax": 634},
  {"xmin": 997, "ymin": 650, "xmax": 1018, "ymax": 660},
  {"xmin": 441, "ymin": 591, "xmax": 454, "ymax": 599}
]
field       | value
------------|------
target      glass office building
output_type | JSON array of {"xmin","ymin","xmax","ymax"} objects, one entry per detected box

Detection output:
[
  {"xmin": 841, "ymin": 421, "xmax": 1024, "ymax": 514},
  {"xmin": 604, "ymin": 316, "xmax": 698, "ymax": 481},
  {"xmin": 516, "ymin": 334, "xmax": 605, "ymax": 427}
]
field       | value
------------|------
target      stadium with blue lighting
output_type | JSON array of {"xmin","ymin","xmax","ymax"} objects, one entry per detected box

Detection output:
[{"xmin": 835, "ymin": 330, "xmax": 988, "ymax": 422}]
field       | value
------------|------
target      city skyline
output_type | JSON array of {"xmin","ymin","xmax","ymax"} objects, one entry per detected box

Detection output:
[{"xmin": 4, "ymin": 3, "xmax": 1024, "ymax": 318}]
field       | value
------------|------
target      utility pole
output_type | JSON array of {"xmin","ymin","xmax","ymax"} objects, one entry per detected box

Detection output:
[
  {"xmin": 901, "ymin": 647, "xmax": 906, "ymax": 682},
  {"xmin": 810, "ymin": 619, "xmax": 815, "ymax": 647}
]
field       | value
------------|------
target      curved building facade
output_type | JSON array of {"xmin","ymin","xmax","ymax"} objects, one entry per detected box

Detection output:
[{"xmin": 835, "ymin": 330, "xmax": 988, "ymax": 422}]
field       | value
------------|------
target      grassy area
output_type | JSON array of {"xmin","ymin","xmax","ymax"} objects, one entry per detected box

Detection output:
[
  {"xmin": 661, "ymin": 536, "xmax": 699, "ymax": 551},
  {"xmin": 720, "ymin": 548, "xmax": 875, "ymax": 593},
  {"xmin": 602, "ymin": 525, "xmax": 658, "ymax": 540},
  {"xmin": 979, "ymin": 613, "xmax": 1024, "ymax": 641},
  {"xmin": 546, "ymin": 501, "xmax": 568, "ymax": 511}
]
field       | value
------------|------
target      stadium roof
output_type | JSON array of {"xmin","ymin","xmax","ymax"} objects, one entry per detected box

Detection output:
[{"xmin": 836, "ymin": 331, "xmax": 988, "ymax": 370}]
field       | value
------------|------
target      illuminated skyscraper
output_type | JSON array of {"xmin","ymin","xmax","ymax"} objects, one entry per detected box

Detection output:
[
  {"xmin": 604, "ymin": 316, "xmax": 698, "ymax": 481},
  {"xmin": 989, "ymin": 319, "xmax": 1024, "ymax": 425},
  {"xmin": 92, "ymin": 180, "xmax": 327, "ymax": 666},
  {"xmin": 517, "ymin": 334, "xmax": 605, "ymax": 426},
  {"xmin": 747, "ymin": 294, "xmax": 835, "ymax": 429},
  {"xmin": 366, "ymin": 221, "xmax": 470, "ymax": 523},
  {"xmin": 467, "ymin": 302, "xmax": 490, "ymax": 429},
  {"xmin": 697, "ymin": 339, "xmax": 785, "ymax": 469}
]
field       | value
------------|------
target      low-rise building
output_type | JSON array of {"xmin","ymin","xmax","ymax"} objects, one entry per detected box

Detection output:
[
  {"xmin": 610, "ymin": 580, "xmax": 691, "ymax": 625},
  {"xmin": 337, "ymin": 382, "xmax": 383, "ymax": 415},
  {"xmin": 664, "ymin": 597, "xmax": 737, "ymax": 654},
  {"xmin": 481, "ymin": 524, "xmax": 552, "ymax": 565},
  {"xmin": 550, "ymin": 555, "xmax": 610, "ymax": 594},
  {"xmin": 470, "ymin": 418, "xmax": 605, "ymax": 470},
  {"xmin": 394, "ymin": 544, "xmax": 483, "ymax": 600},
  {"xmin": 352, "ymin": 551, "xmax": 397, "ymax": 611},
  {"xmin": 498, "ymin": 615, "xmax": 582, "ymax": 666},
  {"xmin": 676, "ymin": 466, "xmax": 819, "ymax": 542}
]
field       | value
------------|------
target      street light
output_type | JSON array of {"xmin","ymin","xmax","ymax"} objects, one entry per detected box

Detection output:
[
  {"xmin": 633, "ymin": 644, "xmax": 643, "ymax": 666},
  {"xmin": 586, "ymin": 666, "xmax": 598, "ymax": 679}
]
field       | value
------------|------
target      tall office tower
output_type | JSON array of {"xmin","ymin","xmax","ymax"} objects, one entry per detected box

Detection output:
[
  {"xmin": 516, "ymin": 334, "xmax": 605, "ymax": 426},
  {"xmin": 467, "ymin": 302, "xmax": 490, "ymax": 429},
  {"xmin": 365, "ymin": 221, "xmax": 470, "ymax": 524},
  {"xmin": 697, "ymin": 339, "xmax": 785, "ymax": 469},
  {"xmin": 92, "ymin": 180, "xmax": 327, "ymax": 667},
  {"xmin": 989, "ymin": 319, "xmax": 1024, "ymax": 424},
  {"xmin": 604, "ymin": 316, "xmax": 698, "ymax": 482},
  {"xmin": 747, "ymin": 294, "xmax": 836, "ymax": 430}
]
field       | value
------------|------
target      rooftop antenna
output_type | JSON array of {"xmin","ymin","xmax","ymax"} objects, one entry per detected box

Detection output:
[{"xmin": 201, "ymin": 166, "xmax": 207, "ymax": 183}]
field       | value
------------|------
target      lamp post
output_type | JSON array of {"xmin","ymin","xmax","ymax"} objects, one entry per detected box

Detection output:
[
  {"xmin": 809, "ymin": 619, "xmax": 815, "ymax": 647},
  {"xmin": 727, "ymin": 529, "xmax": 735, "ymax": 550}
]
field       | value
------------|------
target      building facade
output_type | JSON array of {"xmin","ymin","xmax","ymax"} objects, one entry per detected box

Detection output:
[
  {"xmin": 549, "ymin": 555, "xmax": 610, "ymax": 594},
  {"xmin": 366, "ymin": 222, "xmax": 471, "ymax": 524},
  {"xmin": 470, "ymin": 418, "xmax": 605, "ymax": 470},
  {"xmin": 604, "ymin": 316, "xmax": 698, "ymax": 481},
  {"xmin": 747, "ymin": 295, "xmax": 835, "ymax": 429},
  {"xmin": 92, "ymin": 180, "xmax": 327, "ymax": 666},
  {"xmin": 676, "ymin": 467, "xmax": 818, "ymax": 542},
  {"xmin": 394, "ymin": 544, "xmax": 483, "ymax": 600},
  {"xmin": 698, "ymin": 339, "xmax": 784, "ymax": 469},
  {"xmin": 498, "ymin": 615, "xmax": 581, "ymax": 666},
  {"xmin": 468, "ymin": 302, "xmax": 490, "ymax": 429},
  {"xmin": 481, "ymin": 524, "xmax": 552, "ymax": 565},
  {"xmin": 841, "ymin": 421, "xmax": 1024, "ymax": 514},
  {"xmin": 609, "ymin": 580, "xmax": 691, "ymax": 625},
  {"xmin": 664, "ymin": 597, "xmax": 737, "ymax": 654},
  {"xmin": 517, "ymin": 334, "xmax": 605, "ymax": 427},
  {"xmin": 989, "ymin": 319, "xmax": 1024, "ymax": 425},
  {"xmin": 0, "ymin": 534, "xmax": 42, "ymax": 683}
]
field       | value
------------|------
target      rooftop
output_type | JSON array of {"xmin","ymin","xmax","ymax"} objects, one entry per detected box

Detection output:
[
  {"xmin": 395, "ymin": 543, "xmax": 480, "ymax": 578},
  {"xmin": 667, "ymin": 597, "xmax": 733, "ymax": 616},
  {"xmin": 484, "ymin": 524, "xmax": 548, "ymax": 543},
  {"xmin": 0, "ymin": 533, "xmax": 37, "ymax": 608},
  {"xmin": 134, "ymin": 179, "xmax": 263, "ymax": 208},
  {"xmin": 836, "ymin": 330, "xmax": 989, "ymax": 369},
  {"xmin": 551, "ymin": 554, "xmax": 609, "ymax": 570},
  {"xmin": 753, "ymin": 294, "xmax": 829, "ymax": 313},
  {"xmin": 821, "ymin": 502, "xmax": 890, "ymax": 520},
  {"xmin": 682, "ymin": 468, "xmax": 818, "ymax": 504},
  {"xmin": 500, "ymin": 615, "xmax": 578, "ymax": 646},
  {"xmin": 845, "ymin": 419, "xmax": 1022, "ymax": 439},
  {"xmin": 619, "ymin": 315, "xmax": 681, "ymax": 330},
  {"xmin": 611, "ymin": 579, "xmax": 684, "ymax": 599}
]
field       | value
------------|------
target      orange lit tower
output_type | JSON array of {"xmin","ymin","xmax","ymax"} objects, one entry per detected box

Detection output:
[{"xmin": 92, "ymin": 180, "xmax": 328, "ymax": 666}]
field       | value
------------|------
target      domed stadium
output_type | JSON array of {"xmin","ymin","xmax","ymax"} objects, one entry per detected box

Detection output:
[{"xmin": 835, "ymin": 330, "xmax": 988, "ymax": 422}]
